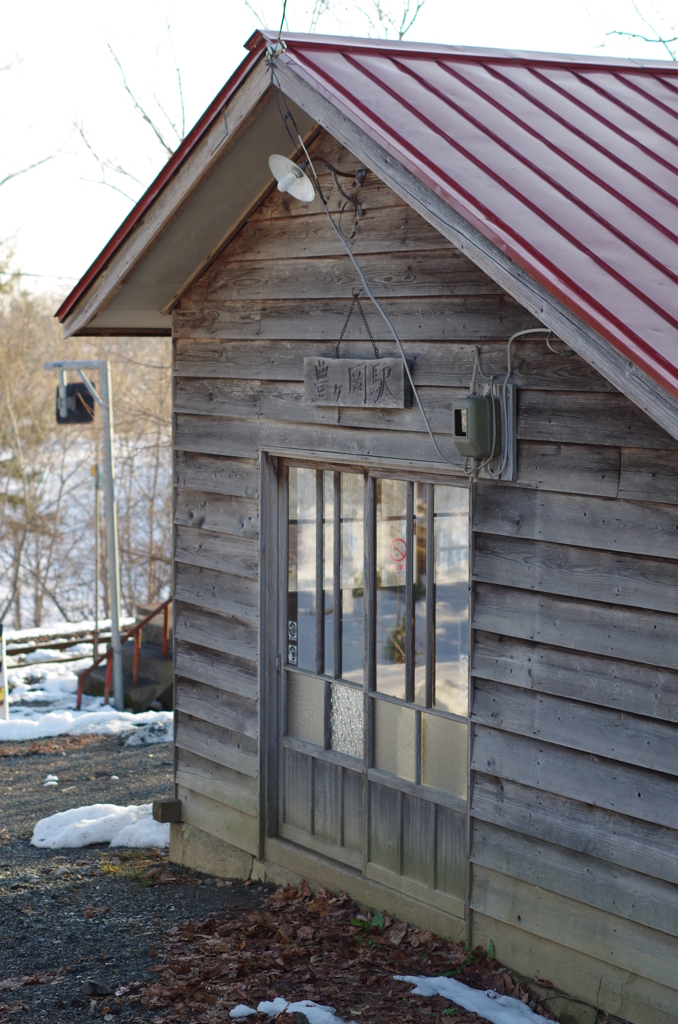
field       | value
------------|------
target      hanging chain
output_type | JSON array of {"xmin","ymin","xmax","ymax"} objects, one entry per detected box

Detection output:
[{"xmin": 334, "ymin": 288, "xmax": 380, "ymax": 359}]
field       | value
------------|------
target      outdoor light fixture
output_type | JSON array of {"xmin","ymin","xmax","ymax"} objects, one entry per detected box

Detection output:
[
  {"xmin": 451, "ymin": 394, "xmax": 501, "ymax": 459},
  {"xmin": 268, "ymin": 154, "xmax": 315, "ymax": 202}
]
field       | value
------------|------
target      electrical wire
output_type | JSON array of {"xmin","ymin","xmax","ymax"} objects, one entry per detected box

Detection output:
[{"xmin": 266, "ymin": 69, "xmax": 563, "ymax": 475}]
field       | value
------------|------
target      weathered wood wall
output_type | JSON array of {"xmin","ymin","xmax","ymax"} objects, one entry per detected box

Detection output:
[{"xmin": 173, "ymin": 129, "xmax": 678, "ymax": 1023}]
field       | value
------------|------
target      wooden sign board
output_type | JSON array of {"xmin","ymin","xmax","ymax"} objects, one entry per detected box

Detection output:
[{"xmin": 304, "ymin": 357, "xmax": 410, "ymax": 409}]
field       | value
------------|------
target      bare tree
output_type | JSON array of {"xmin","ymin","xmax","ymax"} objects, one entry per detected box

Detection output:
[
  {"xmin": 607, "ymin": 1, "xmax": 677, "ymax": 60},
  {"xmin": 358, "ymin": 0, "xmax": 425, "ymax": 39}
]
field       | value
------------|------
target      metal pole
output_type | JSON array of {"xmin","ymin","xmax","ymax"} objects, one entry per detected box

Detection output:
[
  {"xmin": 93, "ymin": 464, "xmax": 100, "ymax": 662},
  {"xmin": 0, "ymin": 625, "xmax": 7, "ymax": 721},
  {"xmin": 98, "ymin": 364, "xmax": 124, "ymax": 711},
  {"xmin": 44, "ymin": 360, "xmax": 124, "ymax": 710}
]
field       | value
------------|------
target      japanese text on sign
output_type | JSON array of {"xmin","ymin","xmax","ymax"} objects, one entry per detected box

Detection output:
[{"xmin": 303, "ymin": 357, "xmax": 410, "ymax": 409}]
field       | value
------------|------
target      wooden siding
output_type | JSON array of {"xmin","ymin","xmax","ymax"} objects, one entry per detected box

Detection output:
[{"xmin": 173, "ymin": 129, "xmax": 678, "ymax": 1024}]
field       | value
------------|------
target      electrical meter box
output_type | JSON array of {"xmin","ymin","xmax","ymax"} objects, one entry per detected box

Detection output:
[
  {"xmin": 55, "ymin": 382, "xmax": 96, "ymax": 425},
  {"xmin": 451, "ymin": 394, "xmax": 501, "ymax": 458}
]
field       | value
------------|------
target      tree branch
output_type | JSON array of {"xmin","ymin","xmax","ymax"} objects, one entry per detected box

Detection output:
[
  {"xmin": 107, "ymin": 43, "xmax": 175, "ymax": 156},
  {"xmin": 0, "ymin": 155, "xmax": 53, "ymax": 190}
]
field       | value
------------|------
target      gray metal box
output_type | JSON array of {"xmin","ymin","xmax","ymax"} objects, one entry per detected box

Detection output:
[{"xmin": 451, "ymin": 394, "xmax": 501, "ymax": 458}]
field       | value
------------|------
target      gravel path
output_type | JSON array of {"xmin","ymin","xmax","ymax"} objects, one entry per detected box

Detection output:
[{"xmin": 0, "ymin": 735, "xmax": 264, "ymax": 1022}]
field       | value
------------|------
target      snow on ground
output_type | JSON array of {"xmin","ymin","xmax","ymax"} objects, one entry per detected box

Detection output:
[
  {"xmin": 229, "ymin": 978, "xmax": 546, "ymax": 1024},
  {"xmin": 31, "ymin": 803, "xmax": 170, "ymax": 849},
  {"xmin": 1, "ymin": 624, "xmax": 171, "ymax": 744},
  {"xmin": 395, "ymin": 976, "xmax": 545, "ymax": 1023}
]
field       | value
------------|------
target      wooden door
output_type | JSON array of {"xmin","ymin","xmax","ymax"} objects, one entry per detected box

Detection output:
[{"xmin": 277, "ymin": 462, "xmax": 469, "ymax": 922}]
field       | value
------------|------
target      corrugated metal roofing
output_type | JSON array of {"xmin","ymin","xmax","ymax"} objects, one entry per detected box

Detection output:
[{"xmin": 266, "ymin": 33, "xmax": 678, "ymax": 400}]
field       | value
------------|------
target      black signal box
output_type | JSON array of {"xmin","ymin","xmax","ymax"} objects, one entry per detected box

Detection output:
[{"xmin": 56, "ymin": 382, "xmax": 96, "ymax": 425}]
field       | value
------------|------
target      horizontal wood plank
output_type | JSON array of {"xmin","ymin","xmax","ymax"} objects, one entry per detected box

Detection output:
[
  {"xmin": 516, "ymin": 441, "xmax": 620, "ymax": 496},
  {"xmin": 471, "ymin": 773, "xmax": 678, "ymax": 887},
  {"xmin": 473, "ymin": 678, "xmax": 678, "ymax": 777},
  {"xmin": 175, "ymin": 526, "xmax": 258, "ymax": 579},
  {"xmin": 218, "ymin": 204, "xmax": 450, "ymax": 262},
  {"xmin": 619, "ymin": 448, "xmax": 678, "ymax": 505},
  {"xmin": 472, "ymin": 913, "xmax": 678, "ymax": 1024},
  {"xmin": 365, "ymin": 861, "xmax": 466, "ymax": 921},
  {"xmin": 176, "ymin": 748, "xmax": 258, "ymax": 817},
  {"xmin": 472, "ymin": 725, "xmax": 678, "ymax": 830},
  {"xmin": 473, "ymin": 484, "xmax": 678, "ymax": 560},
  {"xmin": 471, "ymin": 863, "xmax": 678, "ymax": 991},
  {"xmin": 176, "ymin": 678, "xmax": 258, "ymax": 740},
  {"xmin": 193, "ymin": 250, "xmax": 501, "ymax": 301},
  {"xmin": 472, "ymin": 631, "xmax": 678, "ymax": 723},
  {"xmin": 175, "ymin": 488, "xmax": 259, "ymax": 538},
  {"xmin": 175, "ymin": 562, "xmax": 258, "ymax": 621},
  {"xmin": 174, "ymin": 452, "xmax": 259, "ymax": 499},
  {"xmin": 473, "ymin": 583, "xmax": 678, "ymax": 670},
  {"xmin": 176, "ymin": 711, "xmax": 258, "ymax": 777},
  {"xmin": 175, "ymin": 602, "xmax": 258, "ymax": 663},
  {"xmin": 472, "ymin": 818, "xmax": 678, "ymax": 939},
  {"xmin": 174, "ymin": 338, "xmax": 612, "ymax": 391},
  {"xmin": 177, "ymin": 785, "xmax": 258, "ymax": 858},
  {"xmin": 175, "ymin": 378, "xmax": 260, "ymax": 418},
  {"xmin": 473, "ymin": 533, "xmax": 678, "ymax": 614},
  {"xmin": 518, "ymin": 391, "xmax": 677, "ymax": 450},
  {"xmin": 175, "ymin": 295, "xmax": 536, "ymax": 342},
  {"xmin": 175, "ymin": 639, "xmax": 257, "ymax": 701},
  {"xmin": 175, "ymin": 414, "xmax": 260, "ymax": 460}
]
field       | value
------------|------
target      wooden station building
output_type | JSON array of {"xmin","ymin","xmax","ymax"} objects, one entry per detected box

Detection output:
[{"xmin": 57, "ymin": 33, "xmax": 678, "ymax": 1024}]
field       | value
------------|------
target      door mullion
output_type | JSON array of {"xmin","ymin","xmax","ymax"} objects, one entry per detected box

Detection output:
[
  {"xmin": 315, "ymin": 470, "xmax": 324, "ymax": 676},
  {"xmin": 333, "ymin": 472, "xmax": 342, "ymax": 679},
  {"xmin": 405, "ymin": 482, "xmax": 414, "ymax": 704},
  {"xmin": 425, "ymin": 483, "xmax": 435, "ymax": 709}
]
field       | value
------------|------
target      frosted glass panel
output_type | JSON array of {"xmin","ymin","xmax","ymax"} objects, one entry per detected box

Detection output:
[
  {"xmin": 287, "ymin": 673, "xmax": 324, "ymax": 747},
  {"xmin": 373, "ymin": 699, "xmax": 415, "ymax": 781},
  {"xmin": 341, "ymin": 473, "xmax": 364, "ymax": 683},
  {"xmin": 376, "ymin": 478, "xmax": 407, "ymax": 699},
  {"xmin": 421, "ymin": 712, "xmax": 467, "ymax": 799},
  {"xmin": 434, "ymin": 486, "xmax": 469, "ymax": 716},
  {"xmin": 330, "ymin": 683, "xmax": 363, "ymax": 759},
  {"xmin": 288, "ymin": 468, "xmax": 316, "ymax": 672}
]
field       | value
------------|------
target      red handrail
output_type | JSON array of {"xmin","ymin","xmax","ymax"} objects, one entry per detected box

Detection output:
[{"xmin": 76, "ymin": 596, "xmax": 172, "ymax": 709}]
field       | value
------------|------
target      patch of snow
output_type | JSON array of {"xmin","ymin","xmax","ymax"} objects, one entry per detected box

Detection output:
[
  {"xmin": 123, "ymin": 720, "xmax": 172, "ymax": 746},
  {"xmin": 43, "ymin": 774, "xmax": 59, "ymax": 786},
  {"xmin": 31, "ymin": 803, "xmax": 169, "ymax": 849},
  {"xmin": 395, "ymin": 976, "xmax": 544, "ymax": 1024},
  {"xmin": 231, "ymin": 1000, "xmax": 346, "ymax": 1022}
]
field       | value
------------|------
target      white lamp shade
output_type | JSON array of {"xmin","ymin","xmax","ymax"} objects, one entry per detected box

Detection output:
[{"xmin": 268, "ymin": 154, "xmax": 315, "ymax": 203}]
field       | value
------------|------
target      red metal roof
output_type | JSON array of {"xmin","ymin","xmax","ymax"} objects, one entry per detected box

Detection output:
[
  {"xmin": 266, "ymin": 33, "xmax": 678, "ymax": 401},
  {"xmin": 60, "ymin": 31, "xmax": 678, "ymax": 403}
]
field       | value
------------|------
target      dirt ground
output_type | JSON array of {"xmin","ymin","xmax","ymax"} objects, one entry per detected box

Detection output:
[
  {"xmin": 0, "ymin": 735, "xmax": 265, "ymax": 1023},
  {"xmin": 0, "ymin": 735, "xmax": 558, "ymax": 1024}
]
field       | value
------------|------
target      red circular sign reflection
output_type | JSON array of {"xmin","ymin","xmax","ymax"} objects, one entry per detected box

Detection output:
[{"xmin": 389, "ymin": 537, "xmax": 407, "ymax": 563}]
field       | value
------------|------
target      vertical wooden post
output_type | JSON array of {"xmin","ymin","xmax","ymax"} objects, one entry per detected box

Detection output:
[
  {"xmin": 163, "ymin": 602, "xmax": 170, "ymax": 659},
  {"xmin": 425, "ymin": 483, "xmax": 435, "ymax": 710},
  {"xmin": 315, "ymin": 470, "xmax": 324, "ymax": 676},
  {"xmin": 133, "ymin": 629, "xmax": 141, "ymax": 685},
  {"xmin": 362, "ymin": 473, "xmax": 376, "ymax": 875},
  {"xmin": 405, "ymin": 482, "xmax": 414, "ymax": 703},
  {"xmin": 333, "ymin": 472, "xmax": 342, "ymax": 680}
]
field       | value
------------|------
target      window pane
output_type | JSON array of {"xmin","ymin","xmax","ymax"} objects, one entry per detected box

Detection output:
[
  {"xmin": 434, "ymin": 486, "xmax": 469, "ymax": 716},
  {"xmin": 330, "ymin": 683, "xmax": 363, "ymax": 759},
  {"xmin": 376, "ymin": 478, "xmax": 407, "ymax": 699},
  {"xmin": 324, "ymin": 471, "xmax": 334, "ymax": 676},
  {"xmin": 341, "ymin": 473, "xmax": 364, "ymax": 683},
  {"xmin": 288, "ymin": 467, "xmax": 316, "ymax": 672},
  {"xmin": 373, "ymin": 699, "xmax": 415, "ymax": 781},
  {"xmin": 287, "ymin": 673, "xmax": 324, "ymax": 747},
  {"xmin": 421, "ymin": 712, "xmax": 467, "ymax": 798},
  {"xmin": 414, "ymin": 483, "xmax": 427, "ymax": 705}
]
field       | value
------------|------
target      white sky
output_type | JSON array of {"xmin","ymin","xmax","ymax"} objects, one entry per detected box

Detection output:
[{"xmin": 1, "ymin": 0, "xmax": 676, "ymax": 302}]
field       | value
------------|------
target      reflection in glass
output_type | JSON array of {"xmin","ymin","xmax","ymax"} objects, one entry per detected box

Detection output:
[
  {"xmin": 434, "ymin": 486, "xmax": 469, "ymax": 715},
  {"xmin": 341, "ymin": 473, "xmax": 364, "ymax": 683},
  {"xmin": 287, "ymin": 467, "xmax": 316, "ymax": 672},
  {"xmin": 376, "ymin": 479, "xmax": 407, "ymax": 699},
  {"xmin": 330, "ymin": 683, "xmax": 363, "ymax": 759},
  {"xmin": 324, "ymin": 471, "xmax": 334, "ymax": 677},
  {"xmin": 413, "ymin": 484, "xmax": 427, "ymax": 705}
]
